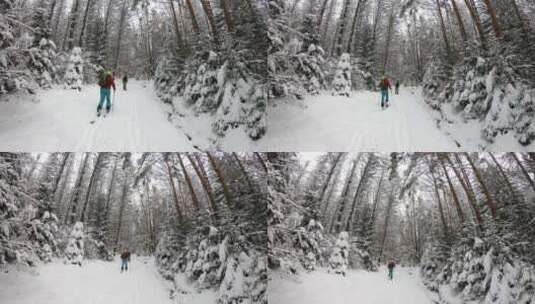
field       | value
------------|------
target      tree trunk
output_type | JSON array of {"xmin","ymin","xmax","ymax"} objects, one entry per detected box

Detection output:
[
  {"xmin": 345, "ymin": 155, "xmax": 373, "ymax": 232},
  {"xmin": 429, "ymin": 161, "xmax": 449, "ymax": 235},
  {"xmin": 232, "ymin": 153, "xmax": 254, "ymax": 191},
  {"xmin": 164, "ymin": 153, "xmax": 184, "ymax": 222},
  {"xmin": 378, "ymin": 187, "xmax": 394, "ymax": 260},
  {"xmin": 184, "ymin": 0, "xmax": 200, "ymax": 33},
  {"xmin": 511, "ymin": 153, "xmax": 535, "ymax": 192},
  {"xmin": 464, "ymin": 153, "xmax": 497, "ymax": 219},
  {"xmin": 436, "ymin": 0, "xmax": 452, "ymax": 58},
  {"xmin": 510, "ymin": 0, "xmax": 527, "ymax": 33},
  {"xmin": 80, "ymin": 154, "xmax": 103, "ymax": 222},
  {"xmin": 177, "ymin": 153, "xmax": 201, "ymax": 211},
  {"xmin": 481, "ymin": 0, "xmax": 502, "ymax": 38},
  {"xmin": 187, "ymin": 153, "xmax": 218, "ymax": 223},
  {"xmin": 66, "ymin": 153, "xmax": 89, "ymax": 224},
  {"xmin": 57, "ymin": 154, "xmax": 75, "ymax": 208},
  {"xmin": 370, "ymin": 168, "xmax": 385, "ymax": 224},
  {"xmin": 220, "ymin": 0, "xmax": 234, "ymax": 32},
  {"xmin": 78, "ymin": 0, "xmax": 92, "ymax": 47},
  {"xmin": 114, "ymin": 175, "xmax": 129, "ymax": 248},
  {"xmin": 113, "ymin": 0, "xmax": 128, "ymax": 70},
  {"xmin": 104, "ymin": 155, "xmax": 120, "ymax": 221},
  {"xmin": 169, "ymin": 0, "xmax": 184, "ymax": 47},
  {"xmin": 335, "ymin": 0, "xmax": 351, "ymax": 56},
  {"xmin": 438, "ymin": 154, "xmax": 465, "ymax": 223},
  {"xmin": 48, "ymin": 0, "xmax": 57, "ymax": 27},
  {"xmin": 489, "ymin": 153, "xmax": 517, "ymax": 200},
  {"xmin": 317, "ymin": 0, "xmax": 330, "ymax": 29},
  {"xmin": 206, "ymin": 152, "xmax": 232, "ymax": 207},
  {"xmin": 382, "ymin": 6, "xmax": 395, "ymax": 74},
  {"xmin": 346, "ymin": 0, "xmax": 363, "ymax": 53},
  {"xmin": 103, "ymin": 0, "xmax": 114, "ymax": 65},
  {"xmin": 254, "ymin": 152, "xmax": 267, "ymax": 172},
  {"xmin": 462, "ymin": 0, "xmax": 487, "ymax": 48},
  {"xmin": 199, "ymin": 0, "xmax": 221, "ymax": 46},
  {"xmin": 329, "ymin": 157, "xmax": 359, "ymax": 232},
  {"xmin": 319, "ymin": 153, "xmax": 344, "ymax": 202},
  {"xmin": 450, "ymin": 0, "xmax": 468, "ymax": 42},
  {"xmin": 66, "ymin": 0, "xmax": 80, "ymax": 50},
  {"xmin": 449, "ymin": 154, "xmax": 483, "ymax": 227},
  {"xmin": 52, "ymin": 153, "xmax": 70, "ymax": 197}
]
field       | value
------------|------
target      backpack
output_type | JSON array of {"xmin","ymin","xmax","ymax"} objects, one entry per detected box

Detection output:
[
  {"xmin": 98, "ymin": 72, "xmax": 108, "ymax": 87},
  {"xmin": 380, "ymin": 79, "xmax": 389, "ymax": 90}
]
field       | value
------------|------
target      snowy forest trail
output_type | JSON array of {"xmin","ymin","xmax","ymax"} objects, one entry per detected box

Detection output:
[
  {"xmin": 265, "ymin": 88, "xmax": 461, "ymax": 152},
  {"xmin": 0, "ymin": 81, "xmax": 194, "ymax": 151},
  {"xmin": 269, "ymin": 267, "xmax": 439, "ymax": 304},
  {"xmin": 0, "ymin": 257, "xmax": 174, "ymax": 304}
]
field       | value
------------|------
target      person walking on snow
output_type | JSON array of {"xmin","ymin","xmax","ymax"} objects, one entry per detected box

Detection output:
[
  {"xmin": 97, "ymin": 70, "xmax": 116, "ymax": 115},
  {"xmin": 122, "ymin": 73, "xmax": 128, "ymax": 91},
  {"xmin": 379, "ymin": 76, "xmax": 392, "ymax": 109},
  {"xmin": 387, "ymin": 260, "xmax": 396, "ymax": 280},
  {"xmin": 120, "ymin": 249, "xmax": 131, "ymax": 273},
  {"xmin": 395, "ymin": 80, "xmax": 400, "ymax": 95}
]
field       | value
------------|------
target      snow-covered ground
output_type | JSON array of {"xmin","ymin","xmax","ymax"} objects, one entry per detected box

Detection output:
[
  {"xmin": 264, "ymin": 87, "xmax": 531, "ymax": 152},
  {"xmin": 269, "ymin": 267, "xmax": 440, "ymax": 304},
  {"xmin": 0, "ymin": 257, "xmax": 216, "ymax": 304},
  {"xmin": 0, "ymin": 81, "xmax": 263, "ymax": 151}
]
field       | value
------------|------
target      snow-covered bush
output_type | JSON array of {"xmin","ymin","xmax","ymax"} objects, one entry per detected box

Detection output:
[
  {"xmin": 423, "ymin": 44, "xmax": 535, "ymax": 146},
  {"xmin": 156, "ymin": 225, "xmax": 267, "ymax": 303},
  {"xmin": 64, "ymin": 222, "xmax": 84, "ymax": 266},
  {"xmin": 218, "ymin": 251, "xmax": 267, "ymax": 304},
  {"xmin": 294, "ymin": 44, "xmax": 325, "ymax": 95},
  {"xmin": 184, "ymin": 226, "xmax": 226, "ymax": 288},
  {"xmin": 332, "ymin": 53, "xmax": 351, "ymax": 97},
  {"xmin": 155, "ymin": 50, "xmax": 267, "ymax": 141},
  {"xmin": 64, "ymin": 47, "xmax": 83, "ymax": 91},
  {"xmin": 154, "ymin": 55, "xmax": 183, "ymax": 104},
  {"xmin": 29, "ymin": 38, "xmax": 57, "ymax": 89},
  {"xmin": 295, "ymin": 219, "xmax": 324, "ymax": 271},
  {"xmin": 421, "ymin": 228, "xmax": 535, "ymax": 303},
  {"xmin": 29, "ymin": 210, "xmax": 59, "ymax": 262},
  {"xmin": 84, "ymin": 231, "xmax": 113, "ymax": 261},
  {"xmin": 328, "ymin": 231, "xmax": 349, "ymax": 275}
]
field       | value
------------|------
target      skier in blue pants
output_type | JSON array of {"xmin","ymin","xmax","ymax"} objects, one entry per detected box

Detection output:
[
  {"xmin": 120, "ymin": 249, "xmax": 131, "ymax": 273},
  {"xmin": 379, "ymin": 76, "xmax": 393, "ymax": 109},
  {"xmin": 97, "ymin": 70, "xmax": 116, "ymax": 116}
]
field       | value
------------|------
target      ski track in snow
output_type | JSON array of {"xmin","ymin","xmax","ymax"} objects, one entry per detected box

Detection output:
[
  {"xmin": 0, "ymin": 81, "xmax": 194, "ymax": 151},
  {"xmin": 269, "ymin": 267, "xmax": 441, "ymax": 304},
  {"xmin": 265, "ymin": 88, "xmax": 461, "ymax": 152},
  {"xmin": 0, "ymin": 257, "xmax": 219, "ymax": 304},
  {"xmin": 0, "ymin": 257, "xmax": 174, "ymax": 304}
]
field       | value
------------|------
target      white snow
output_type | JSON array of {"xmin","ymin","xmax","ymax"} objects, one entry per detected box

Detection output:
[
  {"xmin": 0, "ymin": 80, "xmax": 265, "ymax": 151},
  {"xmin": 0, "ymin": 256, "xmax": 218, "ymax": 304},
  {"xmin": 269, "ymin": 267, "xmax": 440, "ymax": 304},
  {"xmin": 264, "ymin": 87, "xmax": 461, "ymax": 151}
]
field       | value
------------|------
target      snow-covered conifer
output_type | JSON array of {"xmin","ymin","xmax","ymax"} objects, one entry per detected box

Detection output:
[
  {"xmin": 64, "ymin": 47, "xmax": 83, "ymax": 91},
  {"xmin": 329, "ymin": 231, "xmax": 349, "ymax": 275},
  {"xmin": 332, "ymin": 53, "xmax": 351, "ymax": 97},
  {"xmin": 64, "ymin": 222, "xmax": 84, "ymax": 266}
]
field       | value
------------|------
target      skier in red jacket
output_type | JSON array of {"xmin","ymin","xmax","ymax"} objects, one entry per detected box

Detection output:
[
  {"xmin": 97, "ymin": 70, "xmax": 116, "ymax": 116},
  {"xmin": 379, "ymin": 76, "xmax": 392, "ymax": 109}
]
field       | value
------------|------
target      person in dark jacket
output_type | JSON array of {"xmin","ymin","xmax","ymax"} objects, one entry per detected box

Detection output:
[
  {"xmin": 97, "ymin": 70, "xmax": 116, "ymax": 115},
  {"xmin": 395, "ymin": 80, "xmax": 400, "ymax": 95},
  {"xmin": 387, "ymin": 260, "xmax": 396, "ymax": 280},
  {"xmin": 122, "ymin": 74, "xmax": 128, "ymax": 91},
  {"xmin": 120, "ymin": 249, "xmax": 131, "ymax": 273}
]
